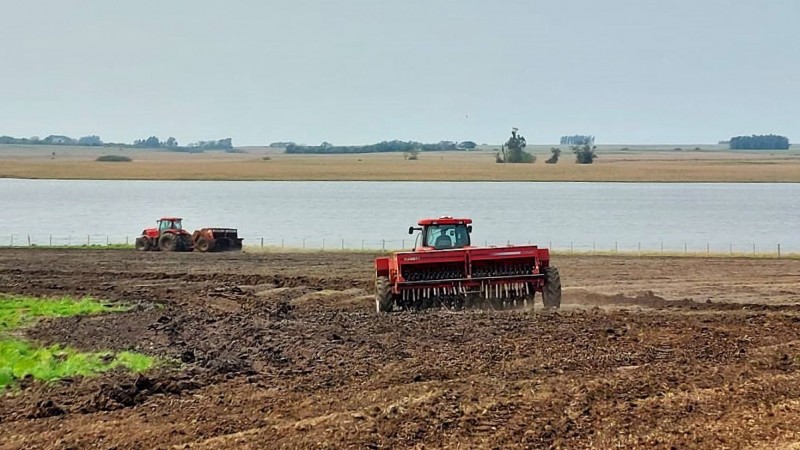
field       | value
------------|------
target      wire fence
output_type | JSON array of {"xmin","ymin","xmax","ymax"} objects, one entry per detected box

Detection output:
[{"xmin": 0, "ymin": 234, "xmax": 796, "ymax": 258}]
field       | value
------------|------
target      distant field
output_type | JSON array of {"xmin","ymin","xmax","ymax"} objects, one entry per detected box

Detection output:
[{"xmin": 1, "ymin": 144, "xmax": 799, "ymax": 182}]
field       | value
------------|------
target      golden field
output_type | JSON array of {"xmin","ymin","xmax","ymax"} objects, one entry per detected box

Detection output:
[{"xmin": 1, "ymin": 144, "xmax": 800, "ymax": 182}]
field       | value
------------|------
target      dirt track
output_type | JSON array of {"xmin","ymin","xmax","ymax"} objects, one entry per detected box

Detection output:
[{"xmin": 1, "ymin": 249, "xmax": 800, "ymax": 449}]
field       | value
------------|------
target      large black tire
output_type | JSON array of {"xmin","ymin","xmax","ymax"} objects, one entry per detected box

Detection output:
[
  {"xmin": 196, "ymin": 236, "xmax": 213, "ymax": 252},
  {"xmin": 134, "ymin": 237, "xmax": 150, "ymax": 251},
  {"xmin": 177, "ymin": 234, "xmax": 194, "ymax": 252},
  {"xmin": 542, "ymin": 267, "xmax": 562, "ymax": 309},
  {"xmin": 158, "ymin": 233, "xmax": 178, "ymax": 252},
  {"xmin": 375, "ymin": 276, "xmax": 394, "ymax": 313}
]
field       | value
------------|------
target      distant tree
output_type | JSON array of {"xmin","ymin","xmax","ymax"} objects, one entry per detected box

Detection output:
[
  {"xmin": 573, "ymin": 143, "xmax": 598, "ymax": 164},
  {"xmin": 77, "ymin": 135, "xmax": 103, "ymax": 146},
  {"xmin": 134, "ymin": 136, "xmax": 162, "ymax": 148},
  {"xmin": 497, "ymin": 128, "xmax": 533, "ymax": 163},
  {"xmin": 43, "ymin": 135, "xmax": 77, "ymax": 145},
  {"xmin": 188, "ymin": 138, "xmax": 234, "ymax": 150},
  {"xmin": 561, "ymin": 135, "xmax": 595, "ymax": 146},
  {"xmin": 545, "ymin": 147, "xmax": 561, "ymax": 164},
  {"xmin": 729, "ymin": 134, "xmax": 789, "ymax": 150},
  {"xmin": 165, "ymin": 137, "xmax": 178, "ymax": 148},
  {"xmin": 457, "ymin": 141, "xmax": 477, "ymax": 150}
]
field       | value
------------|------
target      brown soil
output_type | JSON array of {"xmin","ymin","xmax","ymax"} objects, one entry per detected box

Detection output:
[{"xmin": 1, "ymin": 249, "xmax": 800, "ymax": 449}]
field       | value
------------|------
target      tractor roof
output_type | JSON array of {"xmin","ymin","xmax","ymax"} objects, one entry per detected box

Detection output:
[
  {"xmin": 418, "ymin": 217, "xmax": 472, "ymax": 226},
  {"xmin": 159, "ymin": 217, "xmax": 183, "ymax": 221}
]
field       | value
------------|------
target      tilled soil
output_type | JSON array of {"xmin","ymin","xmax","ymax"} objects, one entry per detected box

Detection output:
[{"xmin": 1, "ymin": 249, "xmax": 800, "ymax": 449}]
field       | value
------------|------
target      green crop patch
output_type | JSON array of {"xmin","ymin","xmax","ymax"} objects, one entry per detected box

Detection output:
[
  {"xmin": 0, "ymin": 294, "xmax": 127, "ymax": 331},
  {"xmin": 0, "ymin": 339, "xmax": 156, "ymax": 389},
  {"xmin": 0, "ymin": 294, "xmax": 155, "ymax": 390}
]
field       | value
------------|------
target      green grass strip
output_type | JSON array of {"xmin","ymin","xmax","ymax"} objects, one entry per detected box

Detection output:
[
  {"xmin": 0, "ymin": 339, "xmax": 155, "ymax": 389},
  {"xmin": 0, "ymin": 294, "xmax": 153, "ymax": 390},
  {"xmin": 0, "ymin": 294, "xmax": 127, "ymax": 331}
]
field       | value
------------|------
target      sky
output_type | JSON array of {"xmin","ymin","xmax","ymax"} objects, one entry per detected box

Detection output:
[{"xmin": 1, "ymin": 0, "xmax": 797, "ymax": 146}]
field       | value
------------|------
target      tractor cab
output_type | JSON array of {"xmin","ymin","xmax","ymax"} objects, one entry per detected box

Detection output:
[
  {"xmin": 157, "ymin": 217, "xmax": 184, "ymax": 233},
  {"xmin": 409, "ymin": 217, "xmax": 472, "ymax": 250}
]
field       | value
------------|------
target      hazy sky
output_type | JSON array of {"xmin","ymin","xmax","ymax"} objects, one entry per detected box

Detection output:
[{"xmin": 1, "ymin": 0, "xmax": 797, "ymax": 145}]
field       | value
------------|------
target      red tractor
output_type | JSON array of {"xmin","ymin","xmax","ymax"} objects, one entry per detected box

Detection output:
[
  {"xmin": 135, "ymin": 217, "xmax": 195, "ymax": 252},
  {"xmin": 374, "ymin": 217, "xmax": 561, "ymax": 312}
]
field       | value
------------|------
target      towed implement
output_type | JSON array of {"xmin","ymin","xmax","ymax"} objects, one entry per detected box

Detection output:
[
  {"xmin": 374, "ymin": 217, "xmax": 561, "ymax": 312},
  {"xmin": 192, "ymin": 228, "xmax": 243, "ymax": 252}
]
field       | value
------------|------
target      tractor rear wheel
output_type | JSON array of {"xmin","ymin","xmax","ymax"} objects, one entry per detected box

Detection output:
[
  {"xmin": 542, "ymin": 267, "xmax": 562, "ymax": 310},
  {"xmin": 375, "ymin": 276, "xmax": 394, "ymax": 313},
  {"xmin": 177, "ymin": 234, "xmax": 194, "ymax": 252},
  {"xmin": 196, "ymin": 236, "xmax": 213, "ymax": 252},
  {"xmin": 134, "ymin": 237, "xmax": 149, "ymax": 251},
  {"xmin": 158, "ymin": 233, "xmax": 178, "ymax": 252}
]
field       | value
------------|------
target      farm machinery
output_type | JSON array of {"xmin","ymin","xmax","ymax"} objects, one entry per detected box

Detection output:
[
  {"xmin": 374, "ymin": 217, "xmax": 561, "ymax": 312},
  {"xmin": 135, "ymin": 218, "xmax": 243, "ymax": 252}
]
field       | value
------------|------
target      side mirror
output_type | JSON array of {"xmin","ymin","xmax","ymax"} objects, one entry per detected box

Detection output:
[
  {"xmin": 467, "ymin": 225, "xmax": 473, "ymax": 233},
  {"xmin": 408, "ymin": 227, "xmax": 415, "ymax": 235}
]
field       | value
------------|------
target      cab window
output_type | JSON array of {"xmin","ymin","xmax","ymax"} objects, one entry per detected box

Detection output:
[{"xmin": 425, "ymin": 224, "xmax": 470, "ymax": 249}]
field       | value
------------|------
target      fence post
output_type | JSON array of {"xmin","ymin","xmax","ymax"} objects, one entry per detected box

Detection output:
[
  {"xmin": 402, "ymin": 239, "xmax": 405, "ymax": 249},
  {"xmin": 706, "ymin": 243, "xmax": 710, "ymax": 256},
  {"xmin": 362, "ymin": 240, "xmax": 365, "ymax": 250},
  {"xmin": 614, "ymin": 241, "xmax": 618, "ymax": 253},
  {"xmin": 302, "ymin": 237, "xmax": 306, "ymax": 249},
  {"xmin": 106, "ymin": 235, "xmax": 109, "ymax": 246},
  {"xmin": 593, "ymin": 241, "xmax": 596, "ymax": 254},
  {"xmin": 322, "ymin": 239, "xmax": 325, "ymax": 250},
  {"xmin": 753, "ymin": 243, "xmax": 756, "ymax": 255},
  {"xmin": 382, "ymin": 239, "xmax": 385, "ymax": 251},
  {"xmin": 570, "ymin": 241, "xmax": 573, "ymax": 254},
  {"xmin": 729, "ymin": 243, "xmax": 732, "ymax": 255},
  {"xmin": 342, "ymin": 239, "xmax": 345, "ymax": 251},
  {"xmin": 50, "ymin": 235, "xmax": 53, "ymax": 247},
  {"xmin": 684, "ymin": 242, "xmax": 687, "ymax": 255},
  {"xmin": 638, "ymin": 242, "xmax": 641, "ymax": 255},
  {"xmin": 28, "ymin": 235, "xmax": 31, "ymax": 247},
  {"xmin": 778, "ymin": 243, "xmax": 781, "ymax": 259},
  {"xmin": 125, "ymin": 236, "xmax": 129, "ymax": 246},
  {"xmin": 261, "ymin": 237, "xmax": 264, "ymax": 248},
  {"xmin": 281, "ymin": 237, "xmax": 285, "ymax": 249},
  {"xmin": 87, "ymin": 235, "xmax": 90, "ymax": 246}
]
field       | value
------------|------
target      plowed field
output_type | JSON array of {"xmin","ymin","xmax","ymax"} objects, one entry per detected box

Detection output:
[{"xmin": 1, "ymin": 249, "xmax": 800, "ymax": 449}]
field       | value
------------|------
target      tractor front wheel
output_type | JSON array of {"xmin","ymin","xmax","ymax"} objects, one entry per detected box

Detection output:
[
  {"xmin": 158, "ymin": 233, "xmax": 178, "ymax": 252},
  {"xmin": 134, "ymin": 237, "xmax": 150, "ymax": 251},
  {"xmin": 542, "ymin": 267, "xmax": 562, "ymax": 310},
  {"xmin": 375, "ymin": 276, "xmax": 394, "ymax": 313}
]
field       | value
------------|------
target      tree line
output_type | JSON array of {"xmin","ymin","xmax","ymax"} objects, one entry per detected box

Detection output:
[
  {"xmin": 728, "ymin": 135, "xmax": 790, "ymax": 150},
  {"xmin": 0, "ymin": 134, "xmax": 234, "ymax": 152},
  {"xmin": 285, "ymin": 140, "xmax": 476, "ymax": 154}
]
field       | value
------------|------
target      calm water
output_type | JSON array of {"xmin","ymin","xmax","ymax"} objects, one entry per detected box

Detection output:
[{"xmin": 1, "ymin": 179, "xmax": 799, "ymax": 252}]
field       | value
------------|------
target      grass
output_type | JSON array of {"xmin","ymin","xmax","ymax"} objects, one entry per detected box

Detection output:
[
  {"xmin": 2, "ymin": 144, "xmax": 800, "ymax": 182},
  {"xmin": 0, "ymin": 294, "xmax": 126, "ymax": 331},
  {"xmin": 0, "ymin": 294, "xmax": 154, "ymax": 390},
  {"xmin": 0, "ymin": 340, "xmax": 155, "ymax": 389}
]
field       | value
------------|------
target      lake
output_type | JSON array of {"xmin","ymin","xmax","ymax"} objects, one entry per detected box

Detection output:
[{"xmin": 1, "ymin": 179, "xmax": 798, "ymax": 253}]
